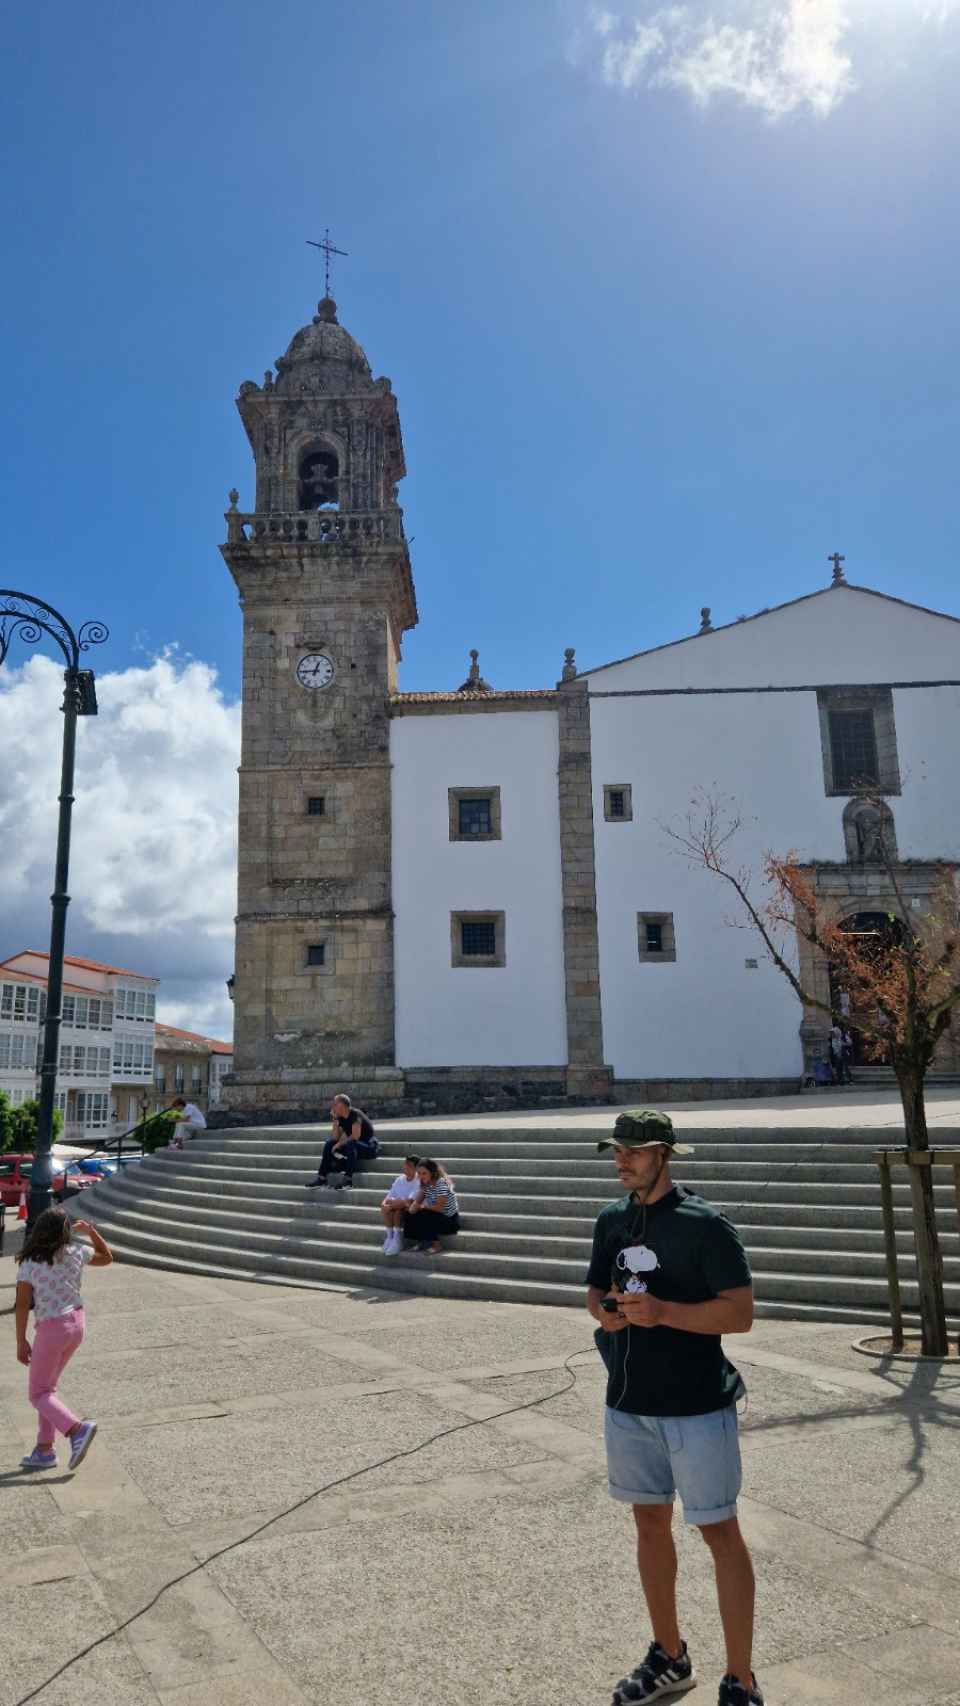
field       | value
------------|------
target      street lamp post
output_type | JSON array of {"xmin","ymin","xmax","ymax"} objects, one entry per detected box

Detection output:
[{"xmin": 0, "ymin": 591, "xmax": 108, "ymax": 1222}]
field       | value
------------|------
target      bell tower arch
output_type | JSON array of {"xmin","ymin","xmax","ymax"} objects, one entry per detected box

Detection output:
[{"xmin": 221, "ymin": 294, "xmax": 417, "ymax": 1114}]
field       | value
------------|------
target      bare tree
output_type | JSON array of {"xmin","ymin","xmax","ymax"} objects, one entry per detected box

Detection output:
[{"xmin": 665, "ymin": 790, "xmax": 960, "ymax": 1356}]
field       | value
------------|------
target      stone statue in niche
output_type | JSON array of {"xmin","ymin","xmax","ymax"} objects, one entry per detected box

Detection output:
[
  {"xmin": 856, "ymin": 807, "xmax": 885, "ymax": 863},
  {"xmin": 844, "ymin": 798, "xmax": 895, "ymax": 865}
]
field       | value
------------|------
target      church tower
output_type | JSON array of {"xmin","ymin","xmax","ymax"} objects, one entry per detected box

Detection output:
[{"xmin": 221, "ymin": 294, "xmax": 417, "ymax": 1113}]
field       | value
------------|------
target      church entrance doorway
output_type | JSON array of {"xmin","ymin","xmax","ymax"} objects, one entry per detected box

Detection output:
[{"xmin": 829, "ymin": 911, "xmax": 907, "ymax": 1066}]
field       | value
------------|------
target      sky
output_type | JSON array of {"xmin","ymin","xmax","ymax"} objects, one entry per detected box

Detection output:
[{"xmin": 2, "ymin": 0, "xmax": 959, "ymax": 1038}]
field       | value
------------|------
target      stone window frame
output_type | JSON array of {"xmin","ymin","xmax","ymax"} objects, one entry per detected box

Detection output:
[
  {"xmin": 303, "ymin": 785, "xmax": 335, "ymax": 823},
  {"xmin": 637, "ymin": 912, "xmax": 677, "ymax": 964},
  {"xmin": 817, "ymin": 687, "xmax": 901, "ymax": 797},
  {"xmin": 300, "ymin": 939, "xmax": 335, "ymax": 977},
  {"xmin": 603, "ymin": 783, "xmax": 633, "ymax": 823},
  {"xmin": 448, "ymin": 786, "xmax": 502, "ymax": 843},
  {"xmin": 450, "ymin": 910, "xmax": 506, "ymax": 968}
]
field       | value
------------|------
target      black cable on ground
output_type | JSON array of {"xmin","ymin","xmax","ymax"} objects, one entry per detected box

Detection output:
[{"xmin": 13, "ymin": 1345, "xmax": 599, "ymax": 1706}]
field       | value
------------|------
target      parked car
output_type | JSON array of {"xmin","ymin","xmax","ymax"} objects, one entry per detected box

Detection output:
[{"xmin": 0, "ymin": 1152, "xmax": 101, "ymax": 1206}]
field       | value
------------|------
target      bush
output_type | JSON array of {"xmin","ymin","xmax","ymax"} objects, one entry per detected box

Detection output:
[
  {"xmin": 7, "ymin": 1099, "xmax": 64, "ymax": 1150},
  {"xmin": 0, "ymin": 1091, "xmax": 14, "ymax": 1154},
  {"xmin": 136, "ymin": 1111, "xmax": 178, "ymax": 1153}
]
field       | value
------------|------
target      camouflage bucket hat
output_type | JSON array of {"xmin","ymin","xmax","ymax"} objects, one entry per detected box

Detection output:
[{"xmin": 597, "ymin": 1109, "xmax": 694, "ymax": 1156}]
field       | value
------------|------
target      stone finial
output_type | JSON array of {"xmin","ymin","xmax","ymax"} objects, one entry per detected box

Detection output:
[
  {"xmin": 263, "ymin": 369, "xmax": 274, "ymax": 390},
  {"xmin": 456, "ymin": 647, "xmax": 493, "ymax": 694},
  {"xmin": 228, "ymin": 488, "xmax": 239, "ymax": 510},
  {"xmin": 315, "ymin": 296, "xmax": 338, "ymax": 324},
  {"xmin": 562, "ymin": 647, "xmax": 577, "ymax": 682},
  {"xmin": 699, "ymin": 607, "xmax": 713, "ymax": 633}
]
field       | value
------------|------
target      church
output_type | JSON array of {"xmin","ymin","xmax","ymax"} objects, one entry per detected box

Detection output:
[{"xmin": 219, "ymin": 291, "xmax": 960, "ymax": 1117}]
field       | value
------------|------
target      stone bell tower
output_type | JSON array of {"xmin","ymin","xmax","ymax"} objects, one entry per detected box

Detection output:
[{"xmin": 221, "ymin": 294, "xmax": 417, "ymax": 1115}]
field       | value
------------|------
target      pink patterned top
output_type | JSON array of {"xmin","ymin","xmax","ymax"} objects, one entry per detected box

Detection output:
[{"xmin": 19, "ymin": 1244, "xmax": 94, "ymax": 1321}]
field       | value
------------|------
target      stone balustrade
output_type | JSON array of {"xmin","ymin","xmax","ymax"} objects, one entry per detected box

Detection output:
[{"xmin": 225, "ymin": 509, "xmax": 404, "ymax": 546}]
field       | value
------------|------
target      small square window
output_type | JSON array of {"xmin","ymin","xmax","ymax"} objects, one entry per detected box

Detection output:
[
  {"xmin": 449, "ymin": 786, "xmax": 502, "ymax": 841},
  {"xmin": 450, "ymin": 910, "xmax": 506, "ymax": 967},
  {"xmin": 306, "ymin": 944, "xmax": 326, "ymax": 967},
  {"xmin": 458, "ymin": 797, "xmax": 492, "ymax": 837},
  {"xmin": 307, "ymin": 796, "xmax": 326, "ymax": 816},
  {"xmin": 604, "ymin": 783, "xmax": 633, "ymax": 823},
  {"xmin": 638, "ymin": 912, "xmax": 676, "ymax": 963},
  {"xmin": 462, "ymin": 920, "xmax": 496, "ymax": 956}
]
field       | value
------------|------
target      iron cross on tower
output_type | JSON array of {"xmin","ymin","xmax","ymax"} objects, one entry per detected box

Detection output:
[
  {"xmin": 306, "ymin": 228, "xmax": 348, "ymax": 297},
  {"xmin": 828, "ymin": 552, "xmax": 846, "ymax": 586}
]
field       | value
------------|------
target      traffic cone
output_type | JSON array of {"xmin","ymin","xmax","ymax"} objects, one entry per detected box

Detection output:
[{"xmin": 17, "ymin": 1188, "xmax": 28, "ymax": 1221}]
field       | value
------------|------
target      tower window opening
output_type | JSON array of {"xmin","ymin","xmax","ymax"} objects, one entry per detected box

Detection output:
[{"xmin": 299, "ymin": 449, "xmax": 340, "ymax": 511}]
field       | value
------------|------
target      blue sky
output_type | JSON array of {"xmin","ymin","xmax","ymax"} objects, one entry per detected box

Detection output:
[
  {"xmin": 2, "ymin": 0, "xmax": 959, "ymax": 1034},
  {"xmin": 4, "ymin": 0, "xmax": 959, "ymax": 694}
]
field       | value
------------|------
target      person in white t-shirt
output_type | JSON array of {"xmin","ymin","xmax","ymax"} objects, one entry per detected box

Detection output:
[
  {"xmin": 380, "ymin": 1155, "xmax": 421, "ymax": 1256},
  {"xmin": 169, "ymin": 1097, "xmax": 207, "ymax": 1150}
]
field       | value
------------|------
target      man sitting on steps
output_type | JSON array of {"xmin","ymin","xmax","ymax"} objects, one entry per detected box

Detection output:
[{"xmin": 308, "ymin": 1094, "xmax": 377, "ymax": 1189}]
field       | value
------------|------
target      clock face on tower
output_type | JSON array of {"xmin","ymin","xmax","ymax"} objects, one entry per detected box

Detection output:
[{"xmin": 296, "ymin": 653, "xmax": 336, "ymax": 690}]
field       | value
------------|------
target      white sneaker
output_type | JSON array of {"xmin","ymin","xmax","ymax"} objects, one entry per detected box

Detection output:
[
  {"xmin": 386, "ymin": 1229, "xmax": 402, "ymax": 1255},
  {"xmin": 382, "ymin": 1231, "xmax": 394, "ymax": 1253}
]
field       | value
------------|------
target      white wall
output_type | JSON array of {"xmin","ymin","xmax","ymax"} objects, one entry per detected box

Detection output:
[
  {"xmin": 588, "ymin": 586, "xmax": 960, "ymax": 691},
  {"xmin": 587, "ymin": 599, "xmax": 960, "ymax": 1080},
  {"xmin": 392, "ymin": 710, "xmax": 567, "ymax": 1066}
]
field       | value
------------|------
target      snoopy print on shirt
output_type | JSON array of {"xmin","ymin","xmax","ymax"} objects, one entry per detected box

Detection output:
[{"xmin": 616, "ymin": 1243, "xmax": 660, "ymax": 1294}]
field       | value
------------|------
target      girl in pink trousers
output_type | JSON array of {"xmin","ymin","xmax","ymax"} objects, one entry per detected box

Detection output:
[{"xmin": 14, "ymin": 1208, "xmax": 113, "ymax": 1472}]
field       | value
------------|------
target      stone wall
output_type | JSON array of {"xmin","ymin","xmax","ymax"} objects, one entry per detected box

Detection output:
[{"xmin": 556, "ymin": 678, "xmax": 612, "ymax": 1097}]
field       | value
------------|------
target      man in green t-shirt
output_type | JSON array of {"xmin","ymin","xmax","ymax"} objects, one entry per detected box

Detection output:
[{"xmin": 586, "ymin": 1110, "xmax": 762, "ymax": 1706}]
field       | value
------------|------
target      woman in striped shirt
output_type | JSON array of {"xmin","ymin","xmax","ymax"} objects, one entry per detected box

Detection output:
[{"xmin": 403, "ymin": 1158, "xmax": 460, "ymax": 1254}]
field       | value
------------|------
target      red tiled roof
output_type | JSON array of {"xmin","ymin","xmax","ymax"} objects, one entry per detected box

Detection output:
[
  {"xmin": 3, "ymin": 951, "xmax": 157, "ymax": 981},
  {"xmin": 156, "ymin": 1022, "xmax": 232, "ymax": 1054},
  {"xmin": 0, "ymin": 966, "xmax": 89, "ymax": 994}
]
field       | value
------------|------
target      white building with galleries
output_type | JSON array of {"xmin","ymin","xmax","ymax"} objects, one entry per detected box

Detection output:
[{"xmin": 0, "ymin": 951, "xmax": 158, "ymax": 1141}]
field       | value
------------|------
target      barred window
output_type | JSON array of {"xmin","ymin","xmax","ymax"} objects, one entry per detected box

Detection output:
[
  {"xmin": 638, "ymin": 912, "xmax": 677, "ymax": 964},
  {"xmin": 451, "ymin": 911, "xmax": 506, "ymax": 967},
  {"xmin": 829, "ymin": 710, "xmax": 879, "ymax": 791},
  {"xmin": 462, "ymin": 920, "xmax": 496, "ymax": 956}
]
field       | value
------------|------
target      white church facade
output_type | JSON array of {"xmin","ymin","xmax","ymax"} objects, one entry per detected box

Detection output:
[{"xmin": 220, "ymin": 293, "xmax": 960, "ymax": 1116}]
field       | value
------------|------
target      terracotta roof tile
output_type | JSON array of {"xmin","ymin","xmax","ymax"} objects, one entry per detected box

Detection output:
[
  {"xmin": 156, "ymin": 1022, "xmax": 232, "ymax": 1053},
  {"xmin": 2, "ymin": 951, "xmax": 157, "ymax": 981},
  {"xmin": 390, "ymin": 689, "xmax": 557, "ymax": 704}
]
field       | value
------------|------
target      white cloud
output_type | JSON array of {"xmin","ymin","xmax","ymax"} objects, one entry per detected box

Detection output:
[
  {"xmin": 663, "ymin": 2, "xmax": 853, "ymax": 117},
  {"xmin": 0, "ymin": 652, "xmax": 240, "ymax": 1039},
  {"xmin": 576, "ymin": 0, "xmax": 958, "ymax": 119}
]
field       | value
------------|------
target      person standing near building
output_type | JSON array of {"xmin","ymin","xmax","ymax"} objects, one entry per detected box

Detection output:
[
  {"xmin": 308, "ymin": 1093, "xmax": 377, "ymax": 1187},
  {"xmin": 586, "ymin": 1111, "xmax": 763, "ymax": 1706}
]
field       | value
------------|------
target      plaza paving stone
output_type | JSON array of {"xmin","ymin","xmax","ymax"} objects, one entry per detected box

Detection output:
[{"xmin": 4, "ymin": 1231, "xmax": 960, "ymax": 1705}]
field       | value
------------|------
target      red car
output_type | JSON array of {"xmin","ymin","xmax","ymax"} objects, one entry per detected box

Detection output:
[{"xmin": 0, "ymin": 1153, "xmax": 88, "ymax": 1207}]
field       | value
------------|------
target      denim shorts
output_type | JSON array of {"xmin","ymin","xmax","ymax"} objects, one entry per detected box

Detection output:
[{"xmin": 604, "ymin": 1403, "xmax": 742, "ymax": 1527}]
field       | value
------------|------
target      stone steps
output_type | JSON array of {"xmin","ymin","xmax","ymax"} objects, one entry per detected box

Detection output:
[
  {"xmin": 95, "ymin": 1175, "xmax": 960, "ymax": 1249},
  {"xmin": 71, "ymin": 1121, "xmax": 960, "ymax": 1324},
  {"xmin": 84, "ymin": 1183, "xmax": 960, "ymax": 1285}
]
